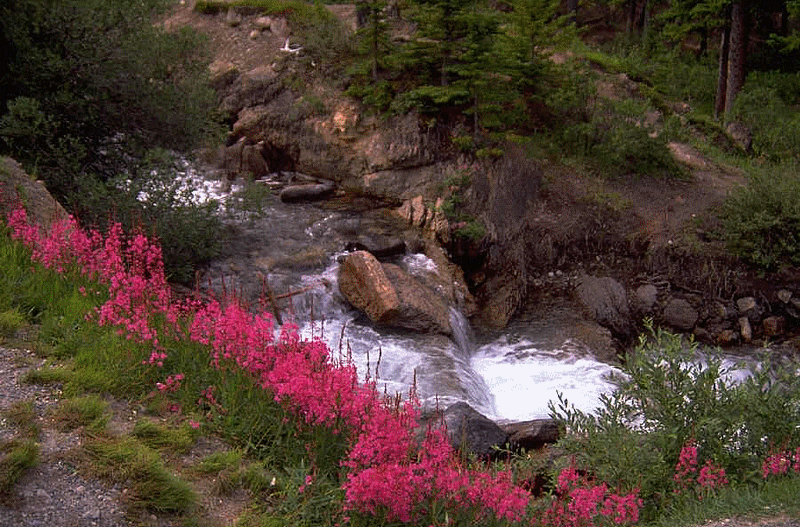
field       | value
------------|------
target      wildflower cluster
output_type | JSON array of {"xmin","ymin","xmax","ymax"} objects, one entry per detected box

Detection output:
[
  {"xmin": 762, "ymin": 447, "xmax": 800, "ymax": 479},
  {"xmin": 156, "ymin": 373, "xmax": 184, "ymax": 394},
  {"xmin": 344, "ymin": 426, "xmax": 529, "ymax": 523},
  {"xmin": 673, "ymin": 440, "xmax": 728, "ymax": 498},
  {"xmin": 7, "ymin": 208, "xmax": 175, "ymax": 347},
  {"xmin": 542, "ymin": 465, "xmax": 642, "ymax": 527}
]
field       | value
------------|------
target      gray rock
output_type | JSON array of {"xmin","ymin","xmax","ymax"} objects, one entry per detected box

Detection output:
[
  {"xmin": 736, "ymin": 296, "xmax": 757, "ymax": 313},
  {"xmin": 0, "ymin": 157, "xmax": 68, "ymax": 232},
  {"xmin": 279, "ymin": 181, "xmax": 336, "ymax": 203},
  {"xmin": 632, "ymin": 284, "xmax": 658, "ymax": 315},
  {"xmin": 739, "ymin": 316, "xmax": 752, "ymax": 342},
  {"xmin": 575, "ymin": 275, "xmax": 633, "ymax": 340},
  {"xmin": 501, "ymin": 419, "xmax": 560, "ymax": 451},
  {"xmin": 253, "ymin": 16, "xmax": 272, "ymax": 29},
  {"xmin": 442, "ymin": 402, "xmax": 508, "ymax": 458},
  {"xmin": 726, "ymin": 121, "xmax": 753, "ymax": 153},
  {"xmin": 663, "ymin": 298, "xmax": 698, "ymax": 330},
  {"xmin": 225, "ymin": 7, "xmax": 242, "ymax": 26}
]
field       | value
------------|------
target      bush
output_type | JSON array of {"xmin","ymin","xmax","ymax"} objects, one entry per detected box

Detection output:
[
  {"xmin": 560, "ymin": 98, "xmax": 686, "ymax": 179},
  {"xmin": 68, "ymin": 151, "xmax": 223, "ymax": 286},
  {"xmin": 0, "ymin": 0, "xmax": 223, "ymax": 275},
  {"xmin": 550, "ymin": 321, "xmax": 800, "ymax": 519},
  {"xmin": 731, "ymin": 82, "xmax": 800, "ymax": 160},
  {"xmin": 720, "ymin": 163, "xmax": 800, "ymax": 271}
]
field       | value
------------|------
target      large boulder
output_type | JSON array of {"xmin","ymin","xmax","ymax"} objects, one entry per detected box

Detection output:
[
  {"xmin": 382, "ymin": 263, "xmax": 452, "ymax": 335},
  {"xmin": 338, "ymin": 251, "xmax": 400, "ymax": 323},
  {"xmin": 441, "ymin": 402, "xmax": 508, "ymax": 458},
  {"xmin": 662, "ymin": 298, "xmax": 698, "ymax": 331},
  {"xmin": 0, "ymin": 157, "xmax": 67, "ymax": 231},
  {"xmin": 575, "ymin": 275, "xmax": 634, "ymax": 341},
  {"xmin": 338, "ymin": 251, "xmax": 452, "ymax": 335}
]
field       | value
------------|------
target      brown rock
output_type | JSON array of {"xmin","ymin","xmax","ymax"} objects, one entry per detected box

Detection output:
[
  {"xmin": 0, "ymin": 157, "xmax": 68, "ymax": 232},
  {"xmin": 338, "ymin": 251, "xmax": 452, "ymax": 334},
  {"xmin": 739, "ymin": 316, "xmax": 752, "ymax": 342},
  {"xmin": 717, "ymin": 329, "xmax": 739, "ymax": 345},
  {"xmin": 338, "ymin": 251, "xmax": 400, "ymax": 324},
  {"xmin": 242, "ymin": 144, "xmax": 269, "ymax": 178},
  {"xmin": 501, "ymin": 419, "xmax": 561, "ymax": 451},
  {"xmin": 382, "ymin": 263, "xmax": 452, "ymax": 335}
]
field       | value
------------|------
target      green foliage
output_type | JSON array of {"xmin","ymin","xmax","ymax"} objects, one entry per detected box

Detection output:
[
  {"xmin": 0, "ymin": 439, "xmax": 39, "ymax": 497},
  {"xmin": 0, "ymin": 308, "xmax": 25, "ymax": 339},
  {"xmin": 551, "ymin": 321, "xmax": 800, "ymax": 519},
  {"xmin": 0, "ymin": 0, "xmax": 224, "ymax": 285},
  {"xmin": 1, "ymin": 400, "xmax": 40, "ymax": 440},
  {"xmin": 561, "ymin": 98, "xmax": 687, "ymax": 179},
  {"xmin": 132, "ymin": 420, "xmax": 198, "ymax": 455},
  {"xmin": 731, "ymin": 77, "xmax": 800, "ymax": 160},
  {"xmin": 52, "ymin": 395, "xmax": 109, "ymax": 432},
  {"xmin": 720, "ymin": 163, "xmax": 800, "ymax": 271},
  {"xmin": 69, "ymin": 151, "xmax": 224, "ymax": 286},
  {"xmin": 83, "ymin": 435, "xmax": 197, "ymax": 513}
]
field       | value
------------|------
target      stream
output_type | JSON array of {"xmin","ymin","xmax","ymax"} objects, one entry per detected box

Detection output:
[{"xmin": 180, "ymin": 165, "xmax": 623, "ymax": 423}]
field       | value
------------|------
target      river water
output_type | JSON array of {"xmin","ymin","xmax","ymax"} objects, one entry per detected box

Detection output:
[{"xmin": 170, "ymin": 164, "xmax": 625, "ymax": 423}]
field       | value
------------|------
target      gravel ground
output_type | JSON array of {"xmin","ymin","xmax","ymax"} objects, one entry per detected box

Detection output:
[{"xmin": 0, "ymin": 346, "xmax": 134, "ymax": 527}]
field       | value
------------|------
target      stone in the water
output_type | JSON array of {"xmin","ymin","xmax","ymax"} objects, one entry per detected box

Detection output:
[{"xmin": 442, "ymin": 402, "xmax": 508, "ymax": 458}]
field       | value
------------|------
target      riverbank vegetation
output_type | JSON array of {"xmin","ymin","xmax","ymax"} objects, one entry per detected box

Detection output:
[{"xmin": 2, "ymin": 204, "xmax": 800, "ymax": 525}]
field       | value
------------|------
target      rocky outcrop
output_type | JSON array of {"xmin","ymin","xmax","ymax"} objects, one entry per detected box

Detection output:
[
  {"xmin": 338, "ymin": 251, "xmax": 452, "ymax": 335},
  {"xmin": 0, "ymin": 157, "xmax": 67, "ymax": 231}
]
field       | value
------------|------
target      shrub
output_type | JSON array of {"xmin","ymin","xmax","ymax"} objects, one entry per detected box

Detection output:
[
  {"xmin": 0, "ymin": 308, "xmax": 25, "ymax": 339},
  {"xmin": 731, "ymin": 83, "xmax": 800, "ymax": 160},
  {"xmin": 719, "ymin": 163, "xmax": 800, "ymax": 271},
  {"xmin": 550, "ymin": 321, "xmax": 800, "ymax": 519}
]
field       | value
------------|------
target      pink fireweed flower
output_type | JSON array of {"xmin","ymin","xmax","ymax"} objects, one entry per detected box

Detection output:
[
  {"xmin": 762, "ymin": 451, "xmax": 792, "ymax": 479},
  {"xmin": 698, "ymin": 460, "xmax": 728, "ymax": 489}
]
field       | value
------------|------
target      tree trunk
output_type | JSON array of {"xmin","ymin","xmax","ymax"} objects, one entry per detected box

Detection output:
[
  {"xmin": 714, "ymin": 8, "xmax": 731, "ymax": 120},
  {"xmin": 566, "ymin": 0, "xmax": 578, "ymax": 25},
  {"xmin": 724, "ymin": 0, "xmax": 748, "ymax": 120},
  {"xmin": 625, "ymin": 0, "xmax": 637, "ymax": 39}
]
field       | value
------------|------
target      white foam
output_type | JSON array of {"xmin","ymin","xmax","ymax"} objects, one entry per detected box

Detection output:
[{"xmin": 471, "ymin": 339, "xmax": 622, "ymax": 421}]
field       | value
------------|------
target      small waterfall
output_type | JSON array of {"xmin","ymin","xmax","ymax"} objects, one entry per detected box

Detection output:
[{"xmin": 449, "ymin": 307, "xmax": 475, "ymax": 357}]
